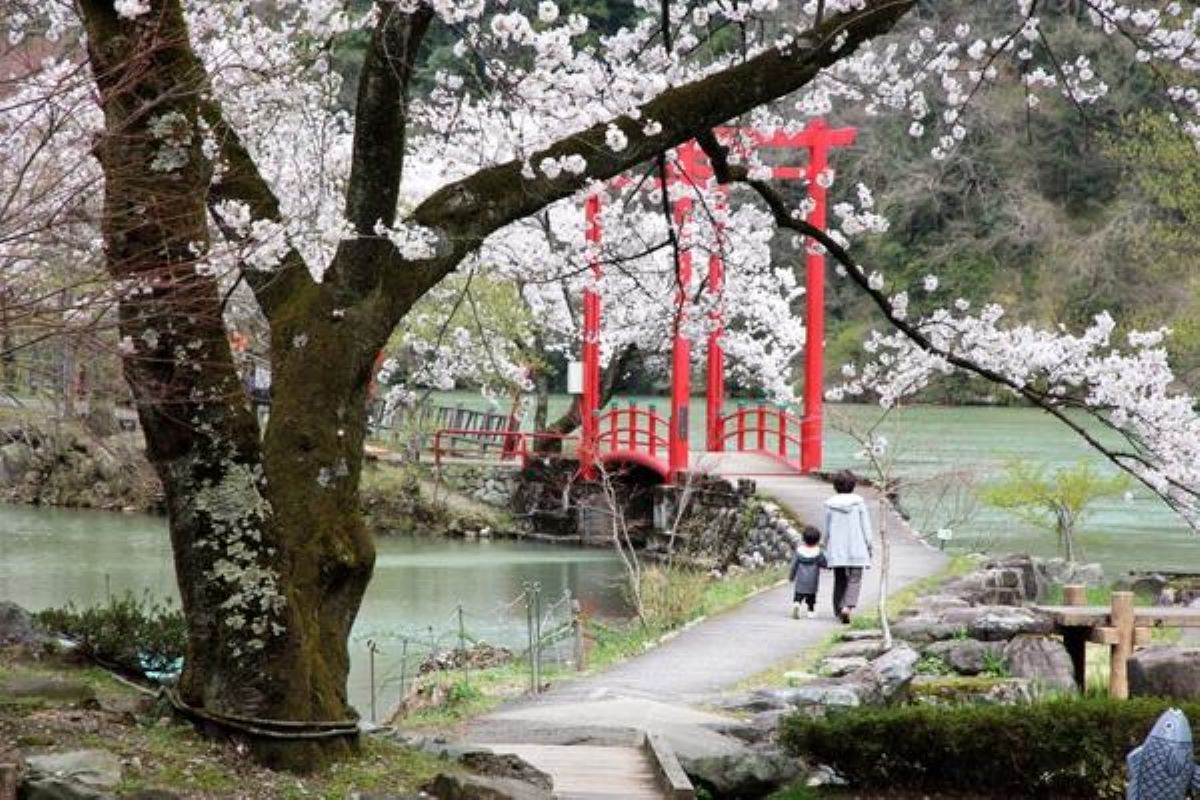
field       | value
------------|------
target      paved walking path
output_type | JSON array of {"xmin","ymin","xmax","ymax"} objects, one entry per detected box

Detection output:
[
  {"xmin": 511, "ymin": 452, "xmax": 946, "ymax": 703},
  {"xmin": 463, "ymin": 456, "xmax": 949, "ymax": 797}
]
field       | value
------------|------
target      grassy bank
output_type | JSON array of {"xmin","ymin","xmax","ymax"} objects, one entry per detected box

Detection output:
[{"xmin": 0, "ymin": 650, "xmax": 447, "ymax": 799}]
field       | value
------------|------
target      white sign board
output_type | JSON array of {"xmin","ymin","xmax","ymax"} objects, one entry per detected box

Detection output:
[{"xmin": 567, "ymin": 361, "xmax": 584, "ymax": 394}]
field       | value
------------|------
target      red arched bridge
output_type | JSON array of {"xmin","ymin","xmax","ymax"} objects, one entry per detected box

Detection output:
[
  {"xmin": 430, "ymin": 400, "xmax": 811, "ymax": 481},
  {"xmin": 423, "ymin": 121, "xmax": 855, "ymax": 485}
]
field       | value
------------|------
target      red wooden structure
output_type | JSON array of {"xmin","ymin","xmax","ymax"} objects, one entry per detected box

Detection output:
[{"xmin": 579, "ymin": 119, "xmax": 856, "ymax": 481}]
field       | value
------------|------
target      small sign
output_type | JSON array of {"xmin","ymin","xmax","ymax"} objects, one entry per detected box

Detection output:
[{"xmin": 567, "ymin": 361, "xmax": 584, "ymax": 394}]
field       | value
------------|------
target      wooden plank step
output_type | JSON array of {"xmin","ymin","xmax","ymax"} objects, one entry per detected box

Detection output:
[{"xmin": 488, "ymin": 744, "xmax": 664, "ymax": 799}]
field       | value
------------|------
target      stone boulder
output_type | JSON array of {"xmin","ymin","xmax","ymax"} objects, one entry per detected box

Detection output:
[
  {"xmin": 1129, "ymin": 646, "xmax": 1200, "ymax": 700},
  {"xmin": 748, "ymin": 684, "xmax": 865, "ymax": 711},
  {"xmin": 682, "ymin": 745, "xmax": 803, "ymax": 800},
  {"xmin": 0, "ymin": 675, "xmax": 96, "ymax": 705},
  {"xmin": 23, "ymin": 750, "xmax": 122, "ymax": 800},
  {"xmin": 1002, "ymin": 636, "xmax": 1077, "ymax": 694},
  {"xmin": 924, "ymin": 639, "xmax": 1005, "ymax": 676},
  {"xmin": 909, "ymin": 676, "xmax": 1037, "ymax": 706},
  {"xmin": 818, "ymin": 656, "xmax": 868, "ymax": 678},
  {"xmin": 425, "ymin": 772, "xmax": 552, "ymax": 800},
  {"xmin": 890, "ymin": 615, "xmax": 967, "ymax": 645},
  {"xmin": 1038, "ymin": 558, "xmax": 1104, "ymax": 587},
  {"xmin": 824, "ymin": 639, "xmax": 888, "ymax": 660},
  {"xmin": 845, "ymin": 644, "xmax": 920, "ymax": 704},
  {"xmin": 457, "ymin": 752, "xmax": 552, "ymax": 791},
  {"xmin": 961, "ymin": 607, "xmax": 1054, "ymax": 642}
]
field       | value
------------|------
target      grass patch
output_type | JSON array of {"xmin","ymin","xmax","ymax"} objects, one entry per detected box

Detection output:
[{"xmin": 4, "ymin": 650, "xmax": 448, "ymax": 799}]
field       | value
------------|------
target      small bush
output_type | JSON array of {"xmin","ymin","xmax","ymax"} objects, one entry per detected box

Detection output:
[
  {"xmin": 638, "ymin": 567, "xmax": 710, "ymax": 629},
  {"xmin": 38, "ymin": 591, "xmax": 186, "ymax": 678},
  {"xmin": 779, "ymin": 697, "xmax": 1200, "ymax": 799}
]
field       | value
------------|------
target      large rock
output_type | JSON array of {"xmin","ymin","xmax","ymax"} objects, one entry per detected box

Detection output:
[
  {"xmin": 960, "ymin": 607, "xmax": 1054, "ymax": 642},
  {"xmin": 824, "ymin": 639, "xmax": 887, "ymax": 660},
  {"xmin": 845, "ymin": 644, "xmax": 919, "ymax": 704},
  {"xmin": 1002, "ymin": 636, "xmax": 1077, "ymax": 694},
  {"xmin": 909, "ymin": 676, "xmax": 1037, "ymax": 706},
  {"xmin": 1038, "ymin": 558, "xmax": 1104, "ymax": 587},
  {"xmin": 1128, "ymin": 646, "xmax": 1200, "ymax": 700},
  {"xmin": 818, "ymin": 656, "xmax": 868, "ymax": 678},
  {"xmin": 0, "ymin": 602, "xmax": 49, "ymax": 646},
  {"xmin": 20, "ymin": 778, "xmax": 114, "ymax": 800},
  {"xmin": 924, "ymin": 639, "xmax": 1005, "ymax": 676},
  {"xmin": 23, "ymin": 751, "xmax": 122, "ymax": 800},
  {"xmin": 751, "ymin": 683, "xmax": 866, "ymax": 711},
  {"xmin": 24, "ymin": 752, "xmax": 120, "ymax": 790},
  {"xmin": 425, "ymin": 772, "xmax": 552, "ymax": 800},
  {"xmin": 0, "ymin": 442, "xmax": 34, "ymax": 484},
  {"xmin": 457, "ymin": 752, "xmax": 552, "ymax": 791},
  {"xmin": 890, "ymin": 616, "xmax": 967, "ymax": 644},
  {"xmin": 0, "ymin": 676, "xmax": 96, "ymax": 705},
  {"xmin": 682, "ymin": 745, "xmax": 803, "ymax": 799}
]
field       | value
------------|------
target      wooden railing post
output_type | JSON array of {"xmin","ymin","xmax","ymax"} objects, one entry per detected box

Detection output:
[
  {"xmin": 756, "ymin": 405, "xmax": 766, "ymax": 450},
  {"xmin": 608, "ymin": 408, "xmax": 618, "ymax": 454},
  {"xmin": 736, "ymin": 404, "xmax": 746, "ymax": 451},
  {"xmin": 1061, "ymin": 584, "xmax": 1088, "ymax": 691},
  {"xmin": 649, "ymin": 405, "xmax": 659, "ymax": 458},
  {"xmin": 1109, "ymin": 591, "xmax": 1135, "ymax": 700},
  {"xmin": 778, "ymin": 407, "xmax": 787, "ymax": 458},
  {"xmin": 629, "ymin": 403, "xmax": 638, "ymax": 452}
]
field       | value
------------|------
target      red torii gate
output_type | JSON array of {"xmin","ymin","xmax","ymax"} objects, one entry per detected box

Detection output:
[{"xmin": 580, "ymin": 119, "xmax": 856, "ymax": 482}]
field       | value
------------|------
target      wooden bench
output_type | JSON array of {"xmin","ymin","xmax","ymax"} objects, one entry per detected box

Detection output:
[{"xmin": 1035, "ymin": 585, "xmax": 1200, "ymax": 698}]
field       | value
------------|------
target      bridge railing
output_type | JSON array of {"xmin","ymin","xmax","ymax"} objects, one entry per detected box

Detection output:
[
  {"xmin": 595, "ymin": 403, "xmax": 669, "ymax": 461},
  {"xmin": 430, "ymin": 428, "xmax": 581, "ymax": 469},
  {"xmin": 718, "ymin": 404, "xmax": 805, "ymax": 471}
]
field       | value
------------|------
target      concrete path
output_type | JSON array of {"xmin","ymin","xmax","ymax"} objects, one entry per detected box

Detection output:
[
  {"xmin": 517, "ymin": 453, "xmax": 945, "ymax": 704},
  {"xmin": 462, "ymin": 458, "xmax": 949, "ymax": 797}
]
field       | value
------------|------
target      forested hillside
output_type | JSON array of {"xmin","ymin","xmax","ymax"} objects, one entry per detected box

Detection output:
[{"xmin": 822, "ymin": 2, "xmax": 1200, "ymax": 394}]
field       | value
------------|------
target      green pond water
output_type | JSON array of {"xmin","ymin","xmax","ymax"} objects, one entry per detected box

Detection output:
[
  {"xmin": 433, "ymin": 392, "xmax": 1200, "ymax": 573},
  {"xmin": 0, "ymin": 503, "xmax": 627, "ymax": 717}
]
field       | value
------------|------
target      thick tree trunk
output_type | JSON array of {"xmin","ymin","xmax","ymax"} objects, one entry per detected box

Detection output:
[{"xmin": 79, "ymin": 0, "xmax": 375, "ymax": 770}]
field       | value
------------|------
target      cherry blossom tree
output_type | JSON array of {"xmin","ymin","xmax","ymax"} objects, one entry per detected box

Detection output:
[{"xmin": 3, "ymin": 0, "xmax": 1198, "ymax": 769}]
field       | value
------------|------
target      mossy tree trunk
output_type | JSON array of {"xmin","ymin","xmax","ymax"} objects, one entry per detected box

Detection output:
[{"xmin": 75, "ymin": 0, "xmax": 913, "ymax": 769}]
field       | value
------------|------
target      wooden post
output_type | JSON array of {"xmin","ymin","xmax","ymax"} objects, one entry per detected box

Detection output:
[
  {"xmin": 1109, "ymin": 591, "xmax": 1135, "ymax": 700},
  {"xmin": 572, "ymin": 599, "xmax": 586, "ymax": 672},
  {"xmin": 0, "ymin": 761, "xmax": 19, "ymax": 800},
  {"xmin": 1061, "ymin": 584, "xmax": 1088, "ymax": 691}
]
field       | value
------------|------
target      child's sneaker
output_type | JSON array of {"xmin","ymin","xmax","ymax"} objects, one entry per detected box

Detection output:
[
  {"xmin": 806, "ymin": 610, "xmax": 816, "ymax": 619},
  {"xmin": 791, "ymin": 602, "xmax": 801, "ymax": 619}
]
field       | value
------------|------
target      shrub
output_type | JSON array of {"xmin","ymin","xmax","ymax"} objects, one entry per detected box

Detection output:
[
  {"xmin": 779, "ymin": 697, "xmax": 1200, "ymax": 799},
  {"xmin": 38, "ymin": 590, "xmax": 186, "ymax": 679}
]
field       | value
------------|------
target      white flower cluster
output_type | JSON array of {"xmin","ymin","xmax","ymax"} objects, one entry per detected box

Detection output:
[{"xmin": 834, "ymin": 306, "xmax": 1200, "ymax": 525}]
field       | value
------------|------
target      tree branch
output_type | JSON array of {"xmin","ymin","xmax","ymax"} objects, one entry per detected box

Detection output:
[
  {"xmin": 696, "ymin": 131, "xmax": 1196, "ymax": 517},
  {"xmin": 200, "ymin": 98, "xmax": 318, "ymax": 318},
  {"xmin": 392, "ymin": 0, "xmax": 916, "ymax": 316},
  {"xmin": 342, "ymin": 3, "xmax": 434, "ymax": 236}
]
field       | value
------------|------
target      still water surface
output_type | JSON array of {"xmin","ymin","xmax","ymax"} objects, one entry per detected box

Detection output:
[{"xmin": 0, "ymin": 503, "xmax": 627, "ymax": 716}]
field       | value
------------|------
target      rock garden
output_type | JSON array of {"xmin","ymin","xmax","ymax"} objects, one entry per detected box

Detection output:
[{"xmin": 722, "ymin": 554, "xmax": 1200, "ymax": 798}]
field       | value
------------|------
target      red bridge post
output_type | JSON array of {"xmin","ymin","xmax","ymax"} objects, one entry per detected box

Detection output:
[{"xmin": 580, "ymin": 194, "xmax": 602, "ymax": 480}]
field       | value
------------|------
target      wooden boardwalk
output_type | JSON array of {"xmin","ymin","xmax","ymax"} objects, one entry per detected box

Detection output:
[{"xmin": 488, "ymin": 744, "xmax": 665, "ymax": 800}]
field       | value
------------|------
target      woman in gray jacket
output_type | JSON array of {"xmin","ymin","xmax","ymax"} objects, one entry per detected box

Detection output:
[{"xmin": 824, "ymin": 471, "xmax": 874, "ymax": 624}]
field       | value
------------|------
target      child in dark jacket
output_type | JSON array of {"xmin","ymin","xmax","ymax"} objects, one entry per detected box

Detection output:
[{"xmin": 789, "ymin": 525, "xmax": 827, "ymax": 619}]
